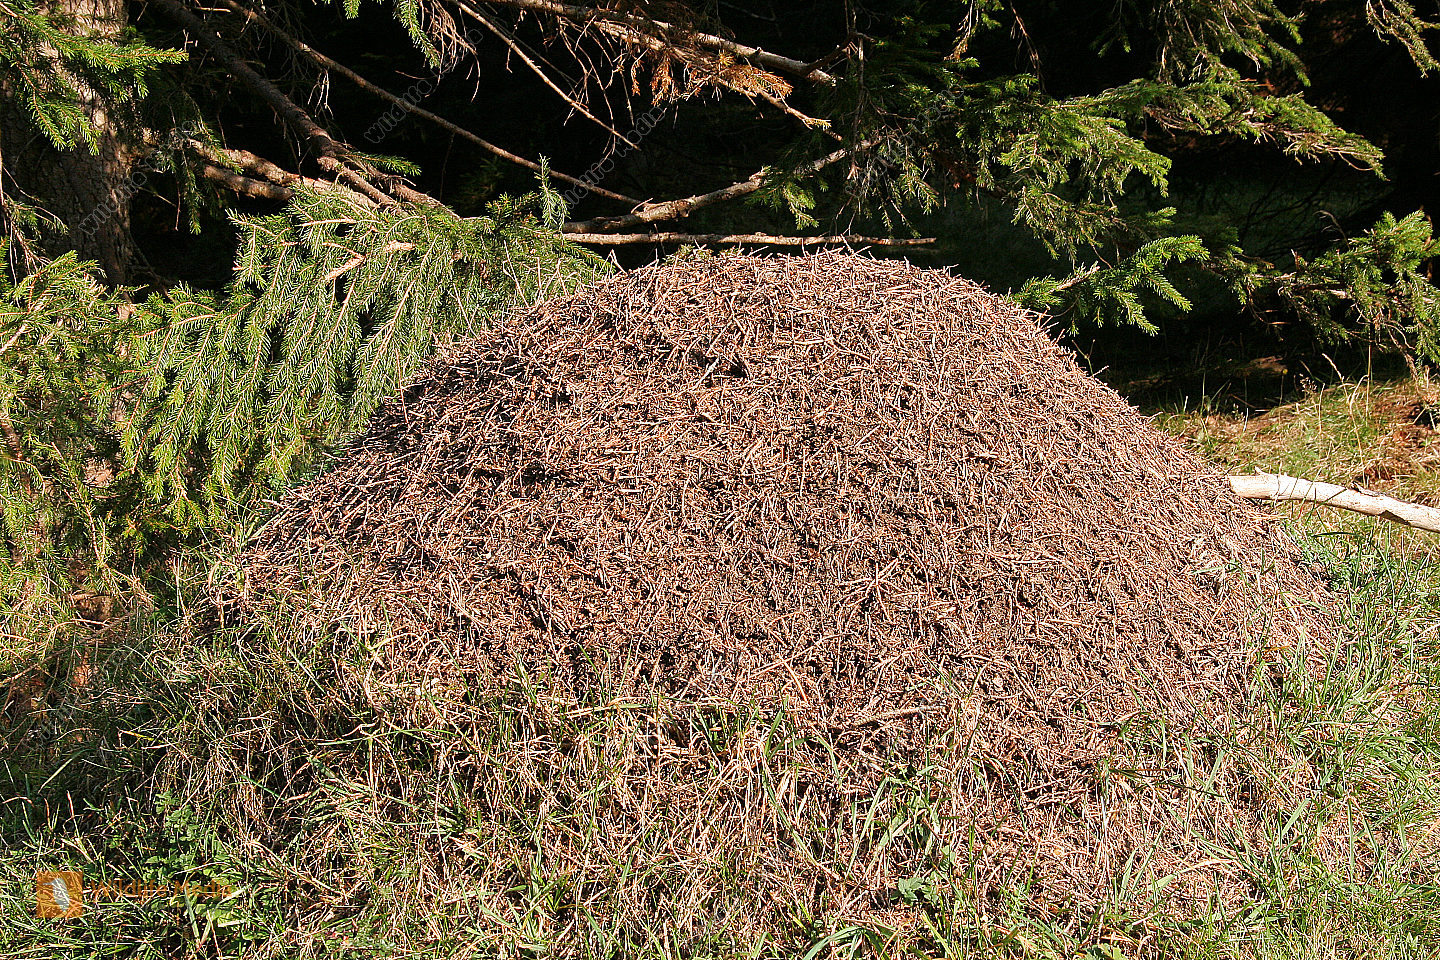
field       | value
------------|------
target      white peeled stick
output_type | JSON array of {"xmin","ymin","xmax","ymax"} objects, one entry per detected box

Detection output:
[{"xmin": 1228, "ymin": 472, "xmax": 1440, "ymax": 534}]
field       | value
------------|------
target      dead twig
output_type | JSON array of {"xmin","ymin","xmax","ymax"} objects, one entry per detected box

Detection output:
[
  {"xmin": 480, "ymin": 0, "xmax": 840, "ymax": 83},
  {"xmin": 563, "ymin": 142, "xmax": 874, "ymax": 233},
  {"xmin": 1229, "ymin": 472, "xmax": 1440, "ymax": 533},
  {"xmin": 208, "ymin": 0, "xmax": 643, "ymax": 206},
  {"xmin": 564, "ymin": 232, "xmax": 933, "ymax": 246},
  {"xmin": 455, "ymin": 0, "xmax": 640, "ymax": 148},
  {"xmin": 152, "ymin": 0, "xmax": 399, "ymax": 205}
]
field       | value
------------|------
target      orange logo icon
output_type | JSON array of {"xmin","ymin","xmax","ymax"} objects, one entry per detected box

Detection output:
[{"xmin": 36, "ymin": 870, "xmax": 84, "ymax": 918}]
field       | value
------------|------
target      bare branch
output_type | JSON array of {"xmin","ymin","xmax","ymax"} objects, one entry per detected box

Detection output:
[
  {"xmin": 797, "ymin": 40, "xmax": 854, "ymax": 80},
  {"xmin": 183, "ymin": 138, "xmax": 364, "ymax": 202},
  {"xmin": 454, "ymin": 0, "xmax": 639, "ymax": 147},
  {"xmin": 151, "ymin": 0, "xmax": 397, "ymax": 206},
  {"xmin": 563, "ymin": 142, "xmax": 870, "ymax": 233},
  {"xmin": 565, "ymin": 232, "xmax": 933, "ymax": 246},
  {"xmin": 479, "ymin": 0, "xmax": 838, "ymax": 84},
  {"xmin": 754, "ymin": 87, "xmax": 840, "ymax": 139},
  {"xmin": 207, "ymin": 0, "xmax": 643, "ymax": 207},
  {"xmin": 1229, "ymin": 472, "xmax": 1440, "ymax": 533},
  {"xmin": 197, "ymin": 163, "xmax": 293, "ymax": 201}
]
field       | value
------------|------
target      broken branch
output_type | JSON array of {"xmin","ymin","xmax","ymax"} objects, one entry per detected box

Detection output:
[
  {"xmin": 481, "ymin": 0, "xmax": 838, "ymax": 83},
  {"xmin": 564, "ymin": 232, "xmax": 934, "ymax": 247},
  {"xmin": 563, "ymin": 142, "xmax": 870, "ymax": 233},
  {"xmin": 1228, "ymin": 472, "xmax": 1440, "ymax": 534}
]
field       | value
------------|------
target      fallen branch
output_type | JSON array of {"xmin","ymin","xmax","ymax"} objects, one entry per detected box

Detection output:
[
  {"xmin": 565, "ymin": 232, "xmax": 934, "ymax": 246},
  {"xmin": 1228, "ymin": 472, "xmax": 1440, "ymax": 534}
]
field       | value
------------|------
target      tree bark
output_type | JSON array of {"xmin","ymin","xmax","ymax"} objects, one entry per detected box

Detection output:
[{"xmin": 0, "ymin": 0, "xmax": 136, "ymax": 284}]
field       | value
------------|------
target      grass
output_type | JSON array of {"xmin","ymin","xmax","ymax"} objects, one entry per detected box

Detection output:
[
  {"xmin": 1155, "ymin": 374, "xmax": 1440, "ymax": 559},
  {"xmin": 6, "ymin": 377, "xmax": 1440, "ymax": 958}
]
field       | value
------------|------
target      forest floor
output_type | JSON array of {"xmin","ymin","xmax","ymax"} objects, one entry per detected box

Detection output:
[{"xmin": 5, "ymin": 371, "xmax": 1440, "ymax": 958}]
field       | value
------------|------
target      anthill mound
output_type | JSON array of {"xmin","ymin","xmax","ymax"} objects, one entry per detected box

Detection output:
[{"xmin": 234, "ymin": 252, "xmax": 1334, "ymax": 916}]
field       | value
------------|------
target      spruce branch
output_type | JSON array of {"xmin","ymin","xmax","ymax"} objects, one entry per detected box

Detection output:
[
  {"xmin": 1363, "ymin": 0, "xmax": 1439, "ymax": 73},
  {"xmin": 127, "ymin": 188, "xmax": 606, "ymax": 520},
  {"xmin": 1248, "ymin": 211, "xmax": 1440, "ymax": 355}
]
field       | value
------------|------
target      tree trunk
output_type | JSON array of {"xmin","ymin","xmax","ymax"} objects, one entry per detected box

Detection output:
[{"xmin": 0, "ymin": 0, "xmax": 136, "ymax": 284}]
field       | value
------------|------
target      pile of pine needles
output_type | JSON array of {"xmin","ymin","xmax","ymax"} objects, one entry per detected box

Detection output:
[{"xmin": 228, "ymin": 251, "xmax": 1336, "ymax": 931}]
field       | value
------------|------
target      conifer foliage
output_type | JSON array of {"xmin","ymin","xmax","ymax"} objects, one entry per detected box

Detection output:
[
  {"xmin": 0, "ymin": 0, "xmax": 178, "ymax": 153},
  {"xmin": 0, "ymin": 247, "xmax": 144, "ymax": 621},
  {"xmin": 130, "ymin": 188, "xmax": 602, "ymax": 526},
  {"xmin": 0, "ymin": 191, "xmax": 598, "ymax": 621}
]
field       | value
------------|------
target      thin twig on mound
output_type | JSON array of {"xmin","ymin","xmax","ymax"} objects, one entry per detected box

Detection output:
[{"xmin": 1229, "ymin": 472, "xmax": 1440, "ymax": 533}]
